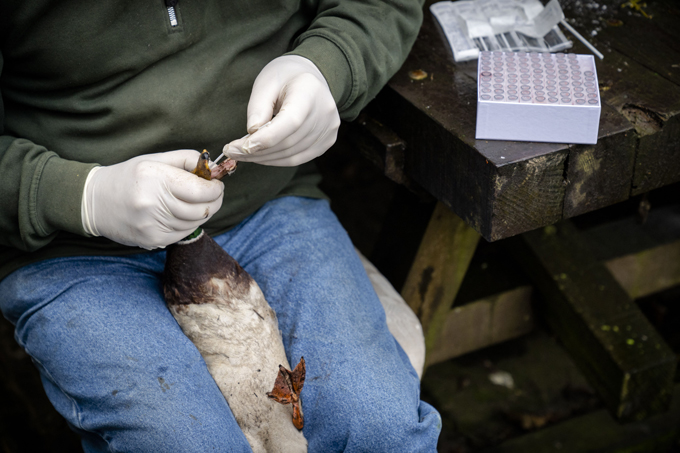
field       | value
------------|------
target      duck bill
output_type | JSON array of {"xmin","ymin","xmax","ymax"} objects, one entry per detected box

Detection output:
[{"xmin": 192, "ymin": 150, "xmax": 213, "ymax": 180}]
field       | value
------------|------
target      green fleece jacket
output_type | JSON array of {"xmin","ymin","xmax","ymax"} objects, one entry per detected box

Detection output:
[{"xmin": 0, "ymin": 0, "xmax": 423, "ymax": 280}]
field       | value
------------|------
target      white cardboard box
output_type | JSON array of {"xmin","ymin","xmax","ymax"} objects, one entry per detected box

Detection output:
[{"xmin": 475, "ymin": 51, "xmax": 601, "ymax": 144}]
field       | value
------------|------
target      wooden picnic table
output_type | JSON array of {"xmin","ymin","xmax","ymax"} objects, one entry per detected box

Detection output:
[
  {"xmin": 364, "ymin": 0, "xmax": 680, "ymax": 242},
  {"xmin": 352, "ymin": 0, "xmax": 680, "ymax": 429}
]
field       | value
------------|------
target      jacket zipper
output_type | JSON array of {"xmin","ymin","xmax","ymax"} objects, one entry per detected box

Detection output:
[{"xmin": 165, "ymin": 0, "xmax": 179, "ymax": 27}]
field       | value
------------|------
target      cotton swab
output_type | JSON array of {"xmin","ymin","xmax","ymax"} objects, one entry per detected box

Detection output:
[{"xmin": 560, "ymin": 19, "xmax": 604, "ymax": 60}]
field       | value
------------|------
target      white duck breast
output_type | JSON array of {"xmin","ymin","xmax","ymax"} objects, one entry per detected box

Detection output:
[{"xmin": 163, "ymin": 230, "xmax": 307, "ymax": 453}]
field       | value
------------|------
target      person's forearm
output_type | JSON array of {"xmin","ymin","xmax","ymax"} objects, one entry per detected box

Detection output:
[{"xmin": 0, "ymin": 135, "xmax": 96, "ymax": 251}]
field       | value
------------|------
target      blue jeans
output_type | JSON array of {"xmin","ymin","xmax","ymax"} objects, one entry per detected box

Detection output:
[{"xmin": 0, "ymin": 197, "xmax": 441, "ymax": 452}]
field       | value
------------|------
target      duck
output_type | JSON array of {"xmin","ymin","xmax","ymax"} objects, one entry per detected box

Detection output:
[{"xmin": 162, "ymin": 151, "xmax": 307, "ymax": 453}]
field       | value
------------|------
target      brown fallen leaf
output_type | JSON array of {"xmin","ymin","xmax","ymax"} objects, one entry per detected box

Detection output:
[
  {"xmin": 267, "ymin": 357, "xmax": 306, "ymax": 430},
  {"xmin": 408, "ymin": 69, "xmax": 428, "ymax": 81}
]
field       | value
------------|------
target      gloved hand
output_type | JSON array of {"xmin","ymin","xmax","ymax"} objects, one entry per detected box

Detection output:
[
  {"xmin": 224, "ymin": 55, "xmax": 340, "ymax": 167},
  {"xmin": 81, "ymin": 150, "xmax": 224, "ymax": 250}
]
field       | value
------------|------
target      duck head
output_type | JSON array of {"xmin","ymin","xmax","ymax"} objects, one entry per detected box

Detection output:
[{"xmin": 192, "ymin": 150, "xmax": 238, "ymax": 181}]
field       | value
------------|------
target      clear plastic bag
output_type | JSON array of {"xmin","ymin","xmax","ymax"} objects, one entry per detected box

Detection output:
[{"xmin": 431, "ymin": 0, "xmax": 573, "ymax": 62}]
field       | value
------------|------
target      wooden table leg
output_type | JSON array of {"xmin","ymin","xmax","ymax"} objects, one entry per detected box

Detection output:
[
  {"xmin": 509, "ymin": 221, "xmax": 676, "ymax": 422},
  {"xmin": 400, "ymin": 202, "xmax": 481, "ymax": 360}
]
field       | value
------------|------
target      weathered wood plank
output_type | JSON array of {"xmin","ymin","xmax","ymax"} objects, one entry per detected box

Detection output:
[
  {"xmin": 563, "ymin": 0, "xmax": 680, "ymax": 86},
  {"xmin": 401, "ymin": 202, "xmax": 480, "ymax": 352},
  {"xmin": 364, "ymin": 0, "xmax": 680, "ymax": 241},
  {"xmin": 582, "ymin": 203, "xmax": 680, "ymax": 298},
  {"xmin": 365, "ymin": 0, "xmax": 576, "ymax": 241},
  {"xmin": 631, "ymin": 113, "xmax": 680, "ymax": 195},
  {"xmin": 550, "ymin": 21, "xmax": 680, "ymax": 198},
  {"xmin": 423, "ymin": 230, "xmax": 679, "ymax": 367},
  {"xmin": 562, "ymin": 104, "xmax": 637, "ymax": 218},
  {"xmin": 367, "ymin": 0, "xmax": 680, "ymax": 241},
  {"xmin": 606, "ymin": 240, "xmax": 680, "ymax": 300},
  {"xmin": 582, "ymin": 204, "xmax": 680, "ymax": 261},
  {"xmin": 369, "ymin": 80, "xmax": 571, "ymax": 241},
  {"xmin": 486, "ymin": 383, "xmax": 680, "ymax": 453},
  {"xmin": 508, "ymin": 221, "xmax": 676, "ymax": 421},
  {"xmin": 423, "ymin": 201, "xmax": 679, "ymax": 365},
  {"xmin": 562, "ymin": 3, "xmax": 680, "ymax": 197},
  {"xmin": 368, "ymin": 85, "xmax": 496, "ymax": 238},
  {"xmin": 346, "ymin": 113, "xmax": 409, "ymax": 186},
  {"xmin": 490, "ymin": 152, "xmax": 568, "ymax": 241},
  {"xmin": 623, "ymin": 0, "xmax": 680, "ymax": 43},
  {"xmin": 427, "ymin": 286, "xmax": 534, "ymax": 366}
]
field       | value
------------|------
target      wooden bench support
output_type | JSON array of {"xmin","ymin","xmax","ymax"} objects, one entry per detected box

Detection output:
[
  {"xmin": 400, "ymin": 202, "xmax": 680, "ymax": 369},
  {"xmin": 348, "ymin": 113, "xmax": 409, "ymax": 187},
  {"xmin": 605, "ymin": 239, "xmax": 680, "ymax": 300},
  {"xmin": 416, "ymin": 233, "xmax": 679, "ymax": 367},
  {"xmin": 509, "ymin": 221, "xmax": 676, "ymax": 422},
  {"xmin": 583, "ymin": 204, "xmax": 680, "ymax": 299},
  {"xmin": 426, "ymin": 286, "xmax": 534, "ymax": 366},
  {"xmin": 401, "ymin": 202, "xmax": 480, "ymax": 354}
]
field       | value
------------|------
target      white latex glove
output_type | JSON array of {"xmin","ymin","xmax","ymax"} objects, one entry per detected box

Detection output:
[
  {"xmin": 224, "ymin": 55, "xmax": 340, "ymax": 167},
  {"xmin": 81, "ymin": 150, "xmax": 224, "ymax": 250}
]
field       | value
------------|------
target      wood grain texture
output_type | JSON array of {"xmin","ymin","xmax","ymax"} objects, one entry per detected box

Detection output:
[
  {"xmin": 562, "ymin": 104, "xmax": 637, "ymax": 218},
  {"xmin": 597, "ymin": 47, "xmax": 680, "ymax": 196},
  {"xmin": 400, "ymin": 202, "xmax": 480, "ymax": 353},
  {"xmin": 426, "ymin": 286, "xmax": 534, "ymax": 366},
  {"xmin": 606, "ymin": 240, "xmax": 680, "ymax": 300},
  {"xmin": 564, "ymin": 0, "xmax": 680, "ymax": 86},
  {"xmin": 425, "ymin": 235, "xmax": 679, "ymax": 366},
  {"xmin": 490, "ymin": 152, "xmax": 568, "ymax": 241},
  {"xmin": 369, "ymin": 87, "xmax": 494, "ymax": 236},
  {"xmin": 582, "ymin": 204, "xmax": 680, "ymax": 299},
  {"xmin": 563, "ymin": 1, "xmax": 680, "ymax": 197},
  {"xmin": 632, "ymin": 114, "xmax": 680, "ymax": 195},
  {"xmin": 346, "ymin": 113, "xmax": 408, "ymax": 186},
  {"xmin": 362, "ymin": 0, "xmax": 680, "ymax": 240}
]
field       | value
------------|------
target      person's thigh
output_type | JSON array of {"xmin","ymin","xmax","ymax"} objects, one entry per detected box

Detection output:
[
  {"xmin": 217, "ymin": 197, "xmax": 442, "ymax": 452},
  {"xmin": 0, "ymin": 255, "xmax": 251, "ymax": 453}
]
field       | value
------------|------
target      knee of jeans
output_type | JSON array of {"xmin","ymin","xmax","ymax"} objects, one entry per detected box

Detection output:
[
  {"xmin": 315, "ymin": 391, "xmax": 442, "ymax": 452},
  {"xmin": 69, "ymin": 394, "xmax": 253, "ymax": 453},
  {"xmin": 101, "ymin": 413, "xmax": 253, "ymax": 453}
]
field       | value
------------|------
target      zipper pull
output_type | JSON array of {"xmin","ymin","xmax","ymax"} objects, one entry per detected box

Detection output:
[{"xmin": 165, "ymin": 0, "xmax": 179, "ymax": 27}]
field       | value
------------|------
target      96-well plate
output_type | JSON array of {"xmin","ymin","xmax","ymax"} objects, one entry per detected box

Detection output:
[{"xmin": 475, "ymin": 51, "xmax": 601, "ymax": 144}]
